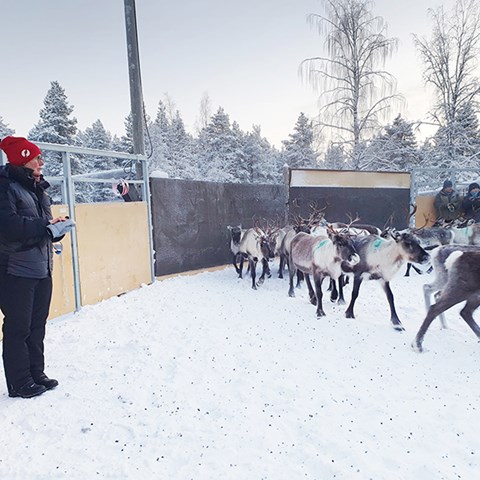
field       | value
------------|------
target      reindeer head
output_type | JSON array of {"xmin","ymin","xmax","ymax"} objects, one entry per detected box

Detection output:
[
  {"xmin": 259, "ymin": 233, "xmax": 276, "ymax": 261},
  {"xmin": 327, "ymin": 226, "xmax": 360, "ymax": 266},
  {"xmin": 394, "ymin": 232, "xmax": 430, "ymax": 265}
]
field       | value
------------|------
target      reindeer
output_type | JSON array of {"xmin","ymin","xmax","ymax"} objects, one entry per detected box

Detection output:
[
  {"xmin": 288, "ymin": 227, "xmax": 360, "ymax": 318},
  {"xmin": 421, "ymin": 244, "xmax": 480, "ymax": 330},
  {"xmin": 342, "ymin": 230, "xmax": 430, "ymax": 331},
  {"xmin": 227, "ymin": 225, "xmax": 246, "ymax": 277},
  {"xmin": 238, "ymin": 228, "xmax": 276, "ymax": 289},
  {"xmin": 413, "ymin": 245, "xmax": 480, "ymax": 352}
]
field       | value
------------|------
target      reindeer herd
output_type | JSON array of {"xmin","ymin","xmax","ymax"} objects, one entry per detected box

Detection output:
[{"xmin": 227, "ymin": 207, "xmax": 480, "ymax": 353}]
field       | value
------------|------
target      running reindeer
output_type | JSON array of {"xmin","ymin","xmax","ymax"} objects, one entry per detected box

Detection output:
[
  {"xmin": 413, "ymin": 245, "xmax": 480, "ymax": 352},
  {"xmin": 342, "ymin": 228, "xmax": 430, "ymax": 331},
  {"xmin": 238, "ymin": 225, "xmax": 278, "ymax": 289},
  {"xmin": 288, "ymin": 225, "xmax": 360, "ymax": 318},
  {"xmin": 227, "ymin": 225, "xmax": 246, "ymax": 278}
]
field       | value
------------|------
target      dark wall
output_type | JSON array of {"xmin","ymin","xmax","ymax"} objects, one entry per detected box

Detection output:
[
  {"xmin": 289, "ymin": 187, "xmax": 411, "ymax": 229},
  {"xmin": 150, "ymin": 178, "xmax": 287, "ymax": 276}
]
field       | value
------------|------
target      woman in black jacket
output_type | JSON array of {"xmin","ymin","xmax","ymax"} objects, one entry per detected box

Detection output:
[{"xmin": 0, "ymin": 136, "xmax": 74, "ymax": 398}]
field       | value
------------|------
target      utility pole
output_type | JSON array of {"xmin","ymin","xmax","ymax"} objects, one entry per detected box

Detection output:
[{"xmin": 124, "ymin": 0, "xmax": 145, "ymax": 158}]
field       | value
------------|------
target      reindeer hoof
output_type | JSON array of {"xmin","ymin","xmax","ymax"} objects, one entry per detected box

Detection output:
[
  {"xmin": 393, "ymin": 323, "xmax": 405, "ymax": 332},
  {"xmin": 337, "ymin": 298, "xmax": 346, "ymax": 306},
  {"xmin": 316, "ymin": 310, "xmax": 326, "ymax": 318},
  {"xmin": 309, "ymin": 297, "xmax": 317, "ymax": 306},
  {"xmin": 345, "ymin": 310, "xmax": 355, "ymax": 319},
  {"xmin": 411, "ymin": 340, "xmax": 424, "ymax": 353},
  {"xmin": 288, "ymin": 291, "xmax": 295, "ymax": 298}
]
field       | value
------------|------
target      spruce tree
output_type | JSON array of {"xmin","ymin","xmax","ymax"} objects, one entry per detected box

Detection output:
[
  {"xmin": 0, "ymin": 116, "xmax": 15, "ymax": 139},
  {"xmin": 282, "ymin": 113, "xmax": 317, "ymax": 169},
  {"xmin": 29, "ymin": 81, "xmax": 81, "ymax": 202}
]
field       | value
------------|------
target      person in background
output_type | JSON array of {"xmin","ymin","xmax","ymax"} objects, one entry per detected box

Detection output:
[
  {"xmin": 462, "ymin": 182, "xmax": 480, "ymax": 223},
  {"xmin": 433, "ymin": 179, "xmax": 463, "ymax": 223},
  {"xmin": 0, "ymin": 136, "xmax": 75, "ymax": 399}
]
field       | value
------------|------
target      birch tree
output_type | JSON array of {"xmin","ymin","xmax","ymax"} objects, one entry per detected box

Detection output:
[
  {"xmin": 414, "ymin": 0, "xmax": 480, "ymax": 166},
  {"xmin": 301, "ymin": 0, "xmax": 402, "ymax": 168}
]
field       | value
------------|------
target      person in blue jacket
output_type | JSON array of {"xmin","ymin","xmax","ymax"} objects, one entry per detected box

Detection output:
[{"xmin": 0, "ymin": 136, "xmax": 75, "ymax": 398}]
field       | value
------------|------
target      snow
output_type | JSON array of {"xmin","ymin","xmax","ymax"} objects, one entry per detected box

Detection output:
[
  {"xmin": 1, "ymin": 263, "xmax": 479, "ymax": 479},
  {"xmin": 149, "ymin": 170, "xmax": 169, "ymax": 179}
]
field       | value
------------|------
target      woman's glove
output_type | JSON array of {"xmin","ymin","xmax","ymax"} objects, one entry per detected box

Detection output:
[{"xmin": 46, "ymin": 219, "xmax": 75, "ymax": 239}]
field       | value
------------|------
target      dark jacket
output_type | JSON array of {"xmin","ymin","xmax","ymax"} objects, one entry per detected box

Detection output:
[
  {"xmin": 462, "ymin": 193, "xmax": 480, "ymax": 223},
  {"xmin": 0, "ymin": 164, "xmax": 54, "ymax": 278},
  {"xmin": 433, "ymin": 189, "xmax": 463, "ymax": 221}
]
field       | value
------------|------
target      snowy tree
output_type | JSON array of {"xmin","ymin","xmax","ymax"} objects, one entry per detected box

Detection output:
[
  {"xmin": 359, "ymin": 115, "xmax": 419, "ymax": 171},
  {"xmin": 194, "ymin": 92, "xmax": 213, "ymax": 135},
  {"xmin": 0, "ymin": 116, "xmax": 15, "ymax": 139},
  {"xmin": 148, "ymin": 101, "xmax": 171, "ymax": 175},
  {"xmin": 426, "ymin": 103, "xmax": 480, "ymax": 170},
  {"xmin": 119, "ymin": 113, "xmax": 134, "ymax": 154},
  {"xmin": 281, "ymin": 113, "xmax": 317, "ymax": 169},
  {"xmin": 322, "ymin": 142, "xmax": 348, "ymax": 170},
  {"xmin": 243, "ymin": 125, "xmax": 282, "ymax": 183},
  {"xmin": 29, "ymin": 81, "xmax": 83, "ymax": 202},
  {"xmin": 414, "ymin": 0, "xmax": 480, "ymax": 165},
  {"xmin": 301, "ymin": 0, "xmax": 402, "ymax": 168},
  {"xmin": 77, "ymin": 119, "xmax": 120, "ymax": 202},
  {"xmin": 29, "ymin": 81, "xmax": 77, "ymax": 147},
  {"xmin": 197, "ymin": 107, "xmax": 239, "ymax": 183},
  {"xmin": 169, "ymin": 111, "xmax": 198, "ymax": 179}
]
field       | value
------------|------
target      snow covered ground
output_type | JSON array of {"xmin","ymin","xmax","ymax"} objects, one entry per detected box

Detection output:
[{"xmin": 0, "ymin": 263, "xmax": 479, "ymax": 479}]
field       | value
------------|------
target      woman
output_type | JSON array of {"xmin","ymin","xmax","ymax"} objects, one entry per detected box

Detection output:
[{"xmin": 0, "ymin": 136, "xmax": 74, "ymax": 398}]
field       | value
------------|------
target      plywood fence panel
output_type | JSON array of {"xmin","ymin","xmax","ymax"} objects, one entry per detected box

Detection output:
[
  {"xmin": 75, "ymin": 202, "xmax": 151, "ymax": 306},
  {"xmin": 415, "ymin": 196, "xmax": 436, "ymax": 228},
  {"xmin": 50, "ymin": 204, "xmax": 75, "ymax": 318}
]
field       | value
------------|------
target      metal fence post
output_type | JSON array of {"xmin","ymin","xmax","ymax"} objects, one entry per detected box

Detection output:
[
  {"xmin": 141, "ymin": 158, "xmax": 156, "ymax": 283},
  {"xmin": 62, "ymin": 152, "xmax": 82, "ymax": 311}
]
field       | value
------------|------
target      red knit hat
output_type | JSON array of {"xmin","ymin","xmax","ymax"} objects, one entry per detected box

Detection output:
[{"xmin": 0, "ymin": 136, "xmax": 42, "ymax": 166}]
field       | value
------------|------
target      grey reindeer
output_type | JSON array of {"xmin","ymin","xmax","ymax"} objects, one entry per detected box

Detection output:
[{"xmin": 413, "ymin": 245, "xmax": 480, "ymax": 352}]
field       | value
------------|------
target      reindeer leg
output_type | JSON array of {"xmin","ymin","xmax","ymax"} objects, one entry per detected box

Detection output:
[
  {"xmin": 305, "ymin": 274, "xmax": 316, "ymax": 305},
  {"xmin": 382, "ymin": 280, "xmax": 403, "ymax": 331},
  {"xmin": 278, "ymin": 254, "xmax": 285, "ymax": 279},
  {"xmin": 413, "ymin": 291, "xmax": 465, "ymax": 352},
  {"xmin": 404, "ymin": 263, "xmax": 411, "ymax": 277},
  {"xmin": 434, "ymin": 291, "xmax": 448, "ymax": 329},
  {"xmin": 238, "ymin": 255, "xmax": 244, "ymax": 279},
  {"xmin": 330, "ymin": 278, "xmax": 338, "ymax": 302},
  {"xmin": 345, "ymin": 276, "xmax": 362, "ymax": 319},
  {"xmin": 250, "ymin": 258, "xmax": 257, "ymax": 290},
  {"xmin": 296, "ymin": 270, "xmax": 304, "ymax": 288},
  {"xmin": 314, "ymin": 272, "xmax": 325, "ymax": 317},
  {"xmin": 257, "ymin": 258, "xmax": 268, "ymax": 286},
  {"xmin": 459, "ymin": 298, "xmax": 480, "ymax": 340},
  {"xmin": 233, "ymin": 254, "xmax": 241, "ymax": 275},
  {"xmin": 337, "ymin": 274, "xmax": 346, "ymax": 305},
  {"xmin": 288, "ymin": 263, "xmax": 296, "ymax": 297},
  {"xmin": 411, "ymin": 264, "xmax": 423, "ymax": 275}
]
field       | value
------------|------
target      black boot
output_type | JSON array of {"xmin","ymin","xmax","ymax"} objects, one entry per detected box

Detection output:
[
  {"xmin": 33, "ymin": 374, "xmax": 59, "ymax": 390},
  {"xmin": 9, "ymin": 380, "xmax": 47, "ymax": 398}
]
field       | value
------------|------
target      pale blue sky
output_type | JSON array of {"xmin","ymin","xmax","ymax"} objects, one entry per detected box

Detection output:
[{"xmin": 1, "ymin": 0, "xmax": 456, "ymax": 147}]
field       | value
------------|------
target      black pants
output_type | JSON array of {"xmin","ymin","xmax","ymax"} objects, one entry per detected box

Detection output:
[{"xmin": 0, "ymin": 275, "xmax": 53, "ymax": 390}]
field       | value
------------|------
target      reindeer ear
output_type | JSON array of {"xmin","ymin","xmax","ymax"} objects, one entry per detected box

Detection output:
[{"xmin": 390, "ymin": 228, "xmax": 401, "ymax": 241}]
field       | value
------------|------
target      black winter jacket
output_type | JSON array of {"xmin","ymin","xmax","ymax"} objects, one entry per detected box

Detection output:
[{"xmin": 0, "ymin": 164, "xmax": 54, "ymax": 278}]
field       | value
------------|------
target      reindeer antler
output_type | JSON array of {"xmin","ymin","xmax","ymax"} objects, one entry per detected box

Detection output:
[{"xmin": 345, "ymin": 212, "xmax": 360, "ymax": 229}]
